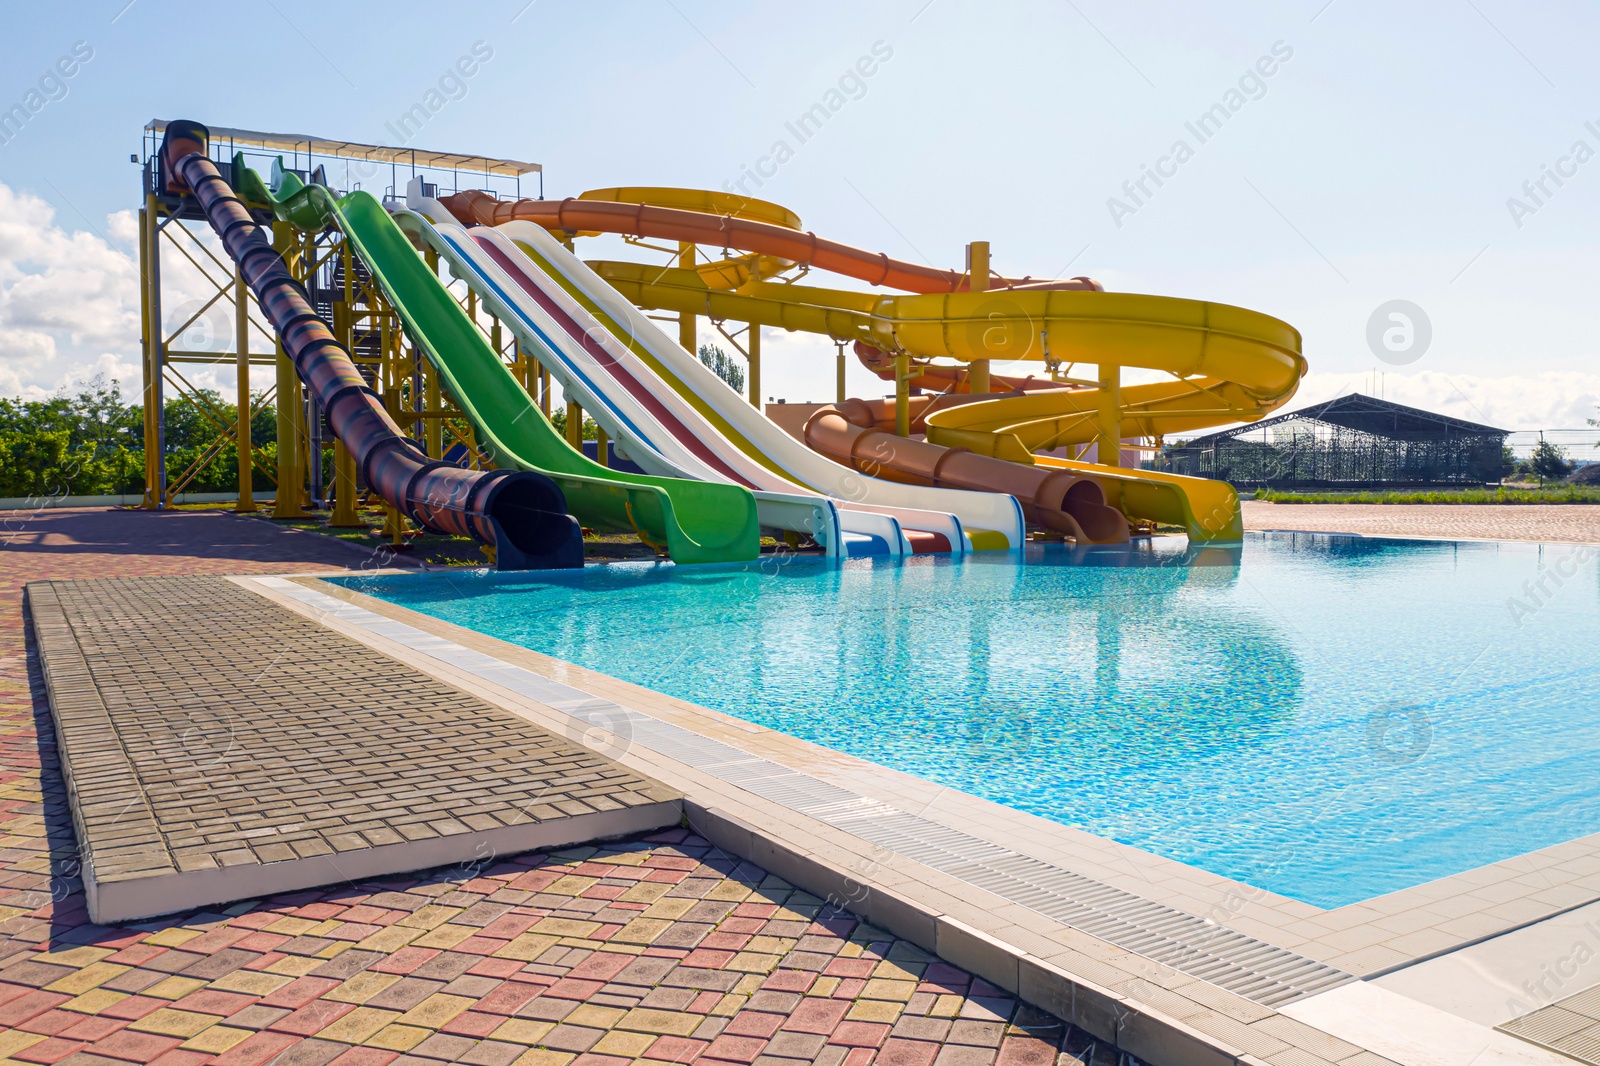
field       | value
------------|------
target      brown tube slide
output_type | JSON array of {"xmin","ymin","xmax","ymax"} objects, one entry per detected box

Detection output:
[
  {"xmin": 803, "ymin": 401, "xmax": 1128, "ymax": 545},
  {"xmin": 442, "ymin": 190, "xmax": 1102, "ymax": 296}
]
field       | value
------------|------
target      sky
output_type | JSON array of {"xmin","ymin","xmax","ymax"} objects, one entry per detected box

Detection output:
[{"xmin": 2, "ymin": 0, "xmax": 1599, "ymax": 432}]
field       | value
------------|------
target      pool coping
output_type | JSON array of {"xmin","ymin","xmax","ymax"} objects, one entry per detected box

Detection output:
[{"xmin": 238, "ymin": 567, "xmax": 1596, "ymax": 1065}]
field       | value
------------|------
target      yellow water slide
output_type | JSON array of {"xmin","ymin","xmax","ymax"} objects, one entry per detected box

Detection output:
[{"xmin": 441, "ymin": 186, "xmax": 1307, "ymax": 542}]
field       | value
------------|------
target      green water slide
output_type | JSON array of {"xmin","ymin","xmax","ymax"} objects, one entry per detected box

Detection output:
[{"xmin": 235, "ymin": 157, "xmax": 759, "ymax": 563}]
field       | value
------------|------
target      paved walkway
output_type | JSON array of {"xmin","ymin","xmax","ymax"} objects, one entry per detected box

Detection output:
[
  {"xmin": 0, "ymin": 509, "xmax": 1121, "ymax": 1065},
  {"xmin": 1242, "ymin": 500, "xmax": 1600, "ymax": 543}
]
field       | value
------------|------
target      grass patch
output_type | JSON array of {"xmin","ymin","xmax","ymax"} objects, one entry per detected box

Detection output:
[{"xmin": 1252, "ymin": 485, "xmax": 1600, "ymax": 504}]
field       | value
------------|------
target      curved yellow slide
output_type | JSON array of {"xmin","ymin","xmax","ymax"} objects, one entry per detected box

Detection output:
[{"xmin": 444, "ymin": 186, "xmax": 1306, "ymax": 542}]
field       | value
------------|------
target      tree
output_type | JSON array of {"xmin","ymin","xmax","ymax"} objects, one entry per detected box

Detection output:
[
  {"xmin": 1529, "ymin": 438, "xmax": 1575, "ymax": 483},
  {"xmin": 698, "ymin": 343, "xmax": 746, "ymax": 395}
]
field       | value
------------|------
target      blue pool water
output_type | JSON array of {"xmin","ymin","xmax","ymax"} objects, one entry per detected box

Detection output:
[{"xmin": 342, "ymin": 533, "xmax": 1600, "ymax": 909}]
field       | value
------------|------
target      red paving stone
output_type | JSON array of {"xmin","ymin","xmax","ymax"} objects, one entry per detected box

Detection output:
[{"xmin": 0, "ymin": 507, "xmax": 1123, "ymax": 1064}]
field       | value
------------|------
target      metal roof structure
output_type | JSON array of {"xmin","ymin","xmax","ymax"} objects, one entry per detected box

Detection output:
[
  {"xmin": 1183, "ymin": 393, "xmax": 1507, "ymax": 446},
  {"xmin": 144, "ymin": 119, "xmax": 541, "ymax": 177}
]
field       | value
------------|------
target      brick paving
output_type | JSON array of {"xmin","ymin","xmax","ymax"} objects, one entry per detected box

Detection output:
[
  {"xmin": 28, "ymin": 575, "xmax": 675, "ymax": 894},
  {"xmin": 0, "ymin": 507, "xmax": 1133, "ymax": 1064},
  {"xmin": 1242, "ymin": 500, "xmax": 1600, "ymax": 543}
]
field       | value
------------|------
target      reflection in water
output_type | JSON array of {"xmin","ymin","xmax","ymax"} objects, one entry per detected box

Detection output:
[{"xmin": 349, "ymin": 533, "xmax": 1600, "ymax": 908}]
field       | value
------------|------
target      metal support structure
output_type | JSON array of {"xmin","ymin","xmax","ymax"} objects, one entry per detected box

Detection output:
[
  {"xmin": 967, "ymin": 240, "xmax": 991, "ymax": 395},
  {"xmin": 596, "ymin": 427, "xmax": 609, "ymax": 467},
  {"xmin": 836, "ymin": 342, "xmax": 847, "ymax": 403},
  {"xmin": 234, "ymin": 262, "xmax": 254, "ymax": 512},
  {"xmin": 894, "ymin": 353, "xmax": 911, "ymax": 437},
  {"xmin": 747, "ymin": 323, "xmax": 761, "ymax": 407},
  {"xmin": 566, "ymin": 400, "xmax": 584, "ymax": 449},
  {"xmin": 271, "ymin": 221, "xmax": 308, "ymax": 517},
  {"xmin": 138, "ymin": 198, "xmax": 160, "ymax": 508},
  {"xmin": 1097, "ymin": 360, "xmax": 1122, "ymax": 470},
  {"xmin": 678, "ymin": 241, "xmax": 697, "ymax": 355}
]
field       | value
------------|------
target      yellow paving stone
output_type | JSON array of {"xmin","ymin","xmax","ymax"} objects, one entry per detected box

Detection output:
[
  {"xmin": 567, "ymin": 1004, "xmax": 626, "ymax": 1029},
  {"xmin": 142, "ymin": 976, "xmax": 208, "ymax": 1001},
  {"xmin": 62, "ymin": 988, "xmax": 128, "ymax": 1015},
  {"xmin": 591, "ymin": 850, "xmax": 647, "ymax": 866},
  {"xmin": 838, "ymin": 943, "xmax": 864, "ymax": 958},
  {"xmin": 131, "ymin": 1008, "xmax": 223, "ymax": 1038},
  {"xmin": 733, "ymin": 974, "xmax": 763, "ymax": 995},
  {"xmin": 612, "ymin": 918, "xmax": 671, "ymax": 945},
  {"xmin": 727, "ymin": 951, "xmax": 780, "ymax": 973},
  {"xmin": 180, "ymin": 1025, "xmax": 252, "ymax": 1053},
  {"xmin": 302, "ymin": 919, "xmax": 342, "ymax": 936},
  {"xmin": 33, "ymin": 945, "xmax": 115, "ymax": 967},
  {"xmin": 617, "ymin": 1008, "xmax": 702, "ymax": 1036},
  {"xmin": 315, "ymin": 941, "xmax": 352, "ymax": 959},
  {"xmin": 210, "ymin": 971, "xmax": 293, "ymax": 996},
  {"xmin": 0, "ymin": 906, "xmax": 28, "ymax": 924},
  {"xmin": 412, "ymin": 924, "xmax": 474, "ymax": 950},
  {"xmin": 356, "ymin": 925, "xmax": 423, "ymax": 953},
  {"xmin": 640, "ymin": 898, "xmax": 695, "ymax": 920},
  {"xmin": 364, "ymin": 1023, "xmax": 432, "ymax": 1051},
  {"xmin": 265, "ymin": 955, "xmax": 326, "ymax": 976},
  {"xmin": 617, "ymin": 882, "xmax": 671, "ymax": 904},
  {"xmin": 44, "ymin": 961, "xmax": 130, "ymax": 994},
  {"xmin": 810, "ymin": 977, "xmax": 842, "ymax": 998},
  {"xmin": 745, "ymin": 936, "xmax": 793, "ymax": 955},
  {"xmin": 0, "ymin": 1032, "xmax": 45, "ymax": 1058},
  {"xmin": 396, "ymin": 904, "xmax": 464, "ymax": 930},
  {"xmin": 592, "ymin": 1030, "xmax": 655, "ymax": 1057},
  {"xmin": 545, "ymin": 875, "xmax": 598, "ymax": 896},
  {"xmin": 494, "ymin": 933, "xmax": 559, "ymax": 961},
  {"xmin": 318, "ymin": 1006, "xmax": 401, "ymax": 1044},
  {"xmin": 711, "ymin": 993, "xmax": 745, "ymax": 1017},
  {"xmin": 931, "ymin": 994, "xmax": 964, "ymax": 1018},
  {"xmin": 872, "ymin": 961, "xmax": 919, "ymax": 982},
  {"xmin": 512, "ymin": 1050, "xmax": 574, "ymax": 1066},
  {"xmin": 262, "ymin": 916, "xmax": 319, "ymax": 936},
  {"xmin": 397, "ymin": 993, "xmax": 474, "ymax": 1028},
  {"xmin": 489, "ymin": 1018, "xmax": 554, "ymax": 1044},
  {"xmin": 705, "ymin": 882, "xmax": 751, "ymax": 902},
  {"xmin": 530, "ymin": 917, "xmax": 600, "ymax": 938},
  {"xmin": 848, "ymin": 999, "xmax": 904, "ymax": 1023},
  {"xmin": 325, "ymin": 970, "xmax": 403, "ymax": 1004},
  {"xmin": 862, "ymin": 978, "xmax": 918, "ymax": 1001},
  {"xmin": 145, "ymin": 927, "xmax": 204, "ymax": 947}
]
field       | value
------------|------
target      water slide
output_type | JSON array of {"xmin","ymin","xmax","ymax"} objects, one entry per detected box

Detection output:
[
  {"xmin": 441, "ymin": 187, "xmax": 1307, "ymax": 542},
  {"xmin": 392, "ymin": 198, "xmax": 897, "ymax": 557},
  {"xmin": 233, "ymin": 159, "xmax": 762, "ymax": 565},
  {"xmin": 446, "ymin": 215, "xmax": 1042, "ymax": 551},
  {"xmin": 157, "ymin": 121, "xmax": 583, "ymax": 570}
]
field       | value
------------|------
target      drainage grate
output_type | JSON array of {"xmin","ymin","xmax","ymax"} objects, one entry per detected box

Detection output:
[{"xmin": 270, "ymin": 580, "xmax": 1355, "ymax": 1008}]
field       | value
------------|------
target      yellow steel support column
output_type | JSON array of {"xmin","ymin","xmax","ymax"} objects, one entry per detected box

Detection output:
[
  {"xmin": 967, "ymin": 240, "xmax": 991, "ymax": 395},
  {"xmin": 596, "ymin": 427, "xmax": 609, "ymax": 467},
  {"xmin": 271, "ymin": 221, "xmax": 308, "ymax": 518},
  {"xmin": 234, "ymin": 263, "xmax": 255, "ymax": 512},
  {"xmin": 1096, "ymin": 360, "xmax": 1122, "ymax": 469},
  {"xmin": 331, "ymin": 441, "xmax": 361, "ymax": 526},
  {"xmin": 565, "ymin": 400, "xmax": 584, "ymax": 450},
  {"xmin": 748, "ymin": 324, "xmax": 761, "ymax": 407},
  {"xmin": 423, "ymin": 359, "xmax": 442, "ymax": 459},
  {"xmin": 540, "ymin": 365, "xmax": 552, "ymax": 417},
  {"xmin": 138, "ymin": 198, "xmax": 159, "ymax": 508},
  {"xmin": 329, "ymin": 272, "xmax": 362, "ymax": 528},
  {"xmin": 894, "ymin": 353, "xmax": 911, "ymax": 437},
  {"xmin": 836, "ymin": 343, "xmax": 847, "ymax": 403},
  {"xmin": 678, "ymin": 241, "xmax": 697, "ymax": 354}
]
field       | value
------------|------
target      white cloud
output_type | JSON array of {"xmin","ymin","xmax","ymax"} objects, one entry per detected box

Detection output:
[
  {"xmin": 0, "ymin": 182, "xmax": 240, "ymax": 402},
  {"xmin": 1291, "ymin": 369, "xmax": 1600, "ymax": 431}
]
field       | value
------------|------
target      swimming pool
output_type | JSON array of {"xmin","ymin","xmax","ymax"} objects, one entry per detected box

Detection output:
[{"xmin": 343, "ymin": 533, "xmax": 1600, "ymax": 909}]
